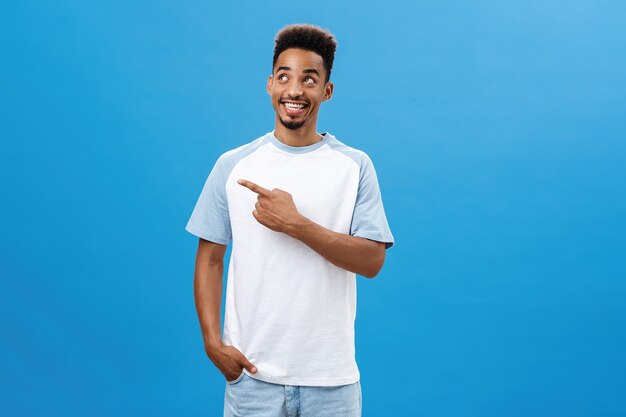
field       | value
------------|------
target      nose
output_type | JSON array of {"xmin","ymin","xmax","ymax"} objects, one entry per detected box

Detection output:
[{"xmin": 286, "ymin": 79, "xmax": 303, "ymax": 98}]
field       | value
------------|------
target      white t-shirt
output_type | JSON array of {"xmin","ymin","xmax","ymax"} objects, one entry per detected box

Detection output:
[{"xmin": 186, "ymin": 130, "xmax": 394, "ymax": 386}]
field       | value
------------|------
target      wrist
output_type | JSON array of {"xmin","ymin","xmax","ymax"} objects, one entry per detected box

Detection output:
[
  {"xmin": 286, "ymin": 214, "xmax": 311, "ymax": 239},
  {"xmin": 203, "ymin": 334, "xmax": 223, "ymax": 353}
]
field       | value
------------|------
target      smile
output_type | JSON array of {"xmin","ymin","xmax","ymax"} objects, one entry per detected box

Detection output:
[{"xmin": 281, "ymin": 101, "xmax": 308, "ymax": 116}]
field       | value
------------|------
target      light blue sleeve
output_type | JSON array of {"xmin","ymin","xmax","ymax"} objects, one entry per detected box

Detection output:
[
  {"xmin": 185, "ymin": 155, "xmax": 231, "ymax": 245},
  {"xmin": 350, "ymin": 154, "xmax": 395, "ymax": 249}
]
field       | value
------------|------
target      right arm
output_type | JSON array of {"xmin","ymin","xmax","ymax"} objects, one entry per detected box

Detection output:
[{"xmin": 193, "ymin": 238, "xmax": 257, "ymax": 381}]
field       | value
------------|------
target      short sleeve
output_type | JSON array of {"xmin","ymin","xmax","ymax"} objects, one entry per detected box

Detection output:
[
  {"xmin": 350, "ymin": 154, "xmax": 395, "ymax": 249},
  {"xmin": 185, "ymin": 155, "xmax": 231, "ymax": 245}
]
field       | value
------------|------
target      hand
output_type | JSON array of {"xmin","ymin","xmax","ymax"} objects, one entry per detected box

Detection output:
[
  {"xmin": 205, "ymin": 342, "xmax": 258, "ymax": 382},
  {"xmin": 237, "ymin": 179, "xmax": 304, "ymax": 234}
]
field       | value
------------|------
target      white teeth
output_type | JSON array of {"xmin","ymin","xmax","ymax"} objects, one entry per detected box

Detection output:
[{"xmin": 284, "ymin": 102, "xmax": 304, "ymax": 109}]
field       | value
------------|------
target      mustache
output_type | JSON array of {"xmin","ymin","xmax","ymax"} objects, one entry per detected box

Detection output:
[{"xmin": 280, "ymin": 98, "xmax": 310, "ymax": 104}]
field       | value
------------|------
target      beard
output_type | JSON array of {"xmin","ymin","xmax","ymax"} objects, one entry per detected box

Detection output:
[{"xmin": 279, "ymin": 116, "xmax": 306, "ymax": 130}]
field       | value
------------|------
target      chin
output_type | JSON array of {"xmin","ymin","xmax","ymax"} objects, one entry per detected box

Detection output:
[{"xmin": 279, "ymin": 117, "xmax": 306, "ymax": 130}]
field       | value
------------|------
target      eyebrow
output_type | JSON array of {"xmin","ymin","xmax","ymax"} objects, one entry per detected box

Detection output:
[{"xmin": 276, "ymin": 66, "xmax": 320, "ymax": 77}]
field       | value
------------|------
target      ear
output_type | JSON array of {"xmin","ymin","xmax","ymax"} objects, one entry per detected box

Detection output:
[
  {"xmin": 322, "ymin": 81, "xmax": 334, "ymax": 101},
  {"xmin": 266, "ymin": 75, "xmax": 273, "ymax": 95}
]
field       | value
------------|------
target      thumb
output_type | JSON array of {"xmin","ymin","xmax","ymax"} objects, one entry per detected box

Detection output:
[{"xmin": 239, "ymin": 354, "xmax": 258, "ymax": 374}]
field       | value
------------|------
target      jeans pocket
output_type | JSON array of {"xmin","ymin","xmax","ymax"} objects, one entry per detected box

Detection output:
[{"xmin": 226, "ymin": 370, "xmax": 245, "ymax": 385}]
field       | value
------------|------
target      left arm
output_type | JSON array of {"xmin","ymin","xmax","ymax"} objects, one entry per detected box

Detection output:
[
  {"xmin": 237, "ymin": 179, "xmax": 386, "ymax": 278},
  {"xmin": 287, "ymin": 215, "xmax": 385, "ymax": 278}
]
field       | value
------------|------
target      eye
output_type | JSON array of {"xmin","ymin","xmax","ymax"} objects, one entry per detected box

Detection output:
[
  {"xmin": 304, "ymin": 76, "xmax": 315, "ymax": 84},
  {"xmin": 278, "ymin": 74, "xmax": 288, "ymax": 81}
]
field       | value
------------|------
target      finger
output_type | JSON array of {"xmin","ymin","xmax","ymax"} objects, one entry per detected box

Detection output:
[
  {"xmin": 237, "ymin": 179, "xmax": 271, "ymax": 197},
  {"xmin": 227, "ymin": 369, "xmax": 242, "ymax": 381},
  {"xmin": 239, "ymin": 355, "xmax": 258, "ymax": 373}
]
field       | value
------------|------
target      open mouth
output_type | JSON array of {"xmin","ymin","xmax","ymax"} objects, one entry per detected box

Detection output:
[{"xmin": 281, "ymin": 100, "xmax": 308, "ymax": 116}]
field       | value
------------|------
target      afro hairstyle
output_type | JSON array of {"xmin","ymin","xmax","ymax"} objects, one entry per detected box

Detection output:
[{"xmin": 272, "ymin": 24, "xmax": 337, "ymax": 83}]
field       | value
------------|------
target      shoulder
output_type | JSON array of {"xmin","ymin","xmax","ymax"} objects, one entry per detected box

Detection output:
[
  {"xmin": 219, "ymin": 132, "xmax": 269, "ymax": 162},
  {"xmin": 325, "ymin": 133, "xmax": 374, "ymax": 170},
  {"xmin": 213, "ymin": 132, "xmax": 270, "ymax": 172}
]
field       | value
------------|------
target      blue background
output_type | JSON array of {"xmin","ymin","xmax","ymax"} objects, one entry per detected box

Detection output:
[{"xmin": 2, "ymin": 1, "xmax": 625, "ymax": 416}]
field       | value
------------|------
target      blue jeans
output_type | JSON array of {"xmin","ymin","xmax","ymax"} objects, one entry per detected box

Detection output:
[{"xmin": 224, "ymin": 371, "xmax": 362, "ymax": 417}]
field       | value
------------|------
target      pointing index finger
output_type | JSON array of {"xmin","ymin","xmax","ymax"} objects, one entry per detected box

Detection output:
[{"xmin": 237, "ymin": 179, "xmax": 271, "ymax": 197}]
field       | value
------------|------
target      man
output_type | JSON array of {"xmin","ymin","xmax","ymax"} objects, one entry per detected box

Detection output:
[{"xmin": 186, "ymin": 24, "xmax": 394, "ymax": 416}]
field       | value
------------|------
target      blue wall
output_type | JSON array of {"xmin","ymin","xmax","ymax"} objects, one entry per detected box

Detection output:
[{"xmin": 1, "ymin": 1, "xmax": 625, "ymax": 415}]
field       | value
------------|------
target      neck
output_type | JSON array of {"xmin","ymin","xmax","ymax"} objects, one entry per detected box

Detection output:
[{"xmin": 274, "ymin": 119, "xmax": 322, "ymax": 147}]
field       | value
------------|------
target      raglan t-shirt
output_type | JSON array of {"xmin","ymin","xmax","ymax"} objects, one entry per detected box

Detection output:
[{"xmin": 185, "ymin": 130, "xmax": 394, "ymax": 386}]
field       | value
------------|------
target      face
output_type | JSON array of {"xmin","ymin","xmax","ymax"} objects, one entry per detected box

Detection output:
[{"xmin": 267, "ymin": 48, "xmax": 334, "ymax": 130}]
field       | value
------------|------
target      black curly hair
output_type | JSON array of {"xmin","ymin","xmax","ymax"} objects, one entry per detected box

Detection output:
[{"xmin": 272, "ymin": 24, "xmax": 337, "ymax": 83}]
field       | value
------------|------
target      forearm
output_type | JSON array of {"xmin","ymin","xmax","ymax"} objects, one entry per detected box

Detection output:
[
  {"xmin": 286, "ymin": 215, "xmax": 385, "ymax": 278},
  {"xmin": 193, "ymin": 258, "xmax": 223, "ymax": 350},
  {"xmin": 190, "ymin": 239, "xmax": 258, "ymax": 377}
]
